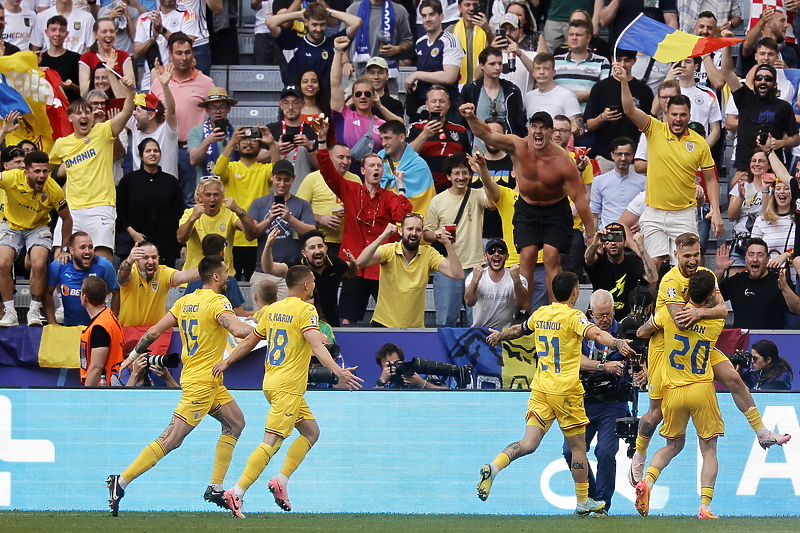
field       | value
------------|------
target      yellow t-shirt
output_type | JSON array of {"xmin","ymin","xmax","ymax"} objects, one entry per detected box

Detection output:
[
  {"xmin": 256, "ymin": 296, "xmax": 319, "ymax": 395},
  {"xmin": 653, "ymin": 306, "xmax": 725, "ymax": 388},
  {"xmin": 525, "ymin": 302, "xmax": 596, "ymax": 395},
  {"xmin": 214, "ymin": 155, "xmax": 272, "ymax": 247},
  {"xmin": 296, "ymin": 169, "xmax": 361, "ymax": 244},
  {"xmin": 642, "ymin": 117, "xmax": 714, "ymax": 211},
  {"xmin": 569, "ymin": 151, "xmax": 594, "ymax": 232},
  {"xmin": 372, "ymin": 242, "xmax": 445, "ymax": 328},
  {"xmin": 179, "ymin": 208, "xmax": 238, "ymax": 275},
  {"xmin": 423, "ymin": 187, "xmax": 492, "ymax": 269},
  {"xmin": 169, "ymin": 288, "xmax": 235, "ymax": 385},
  {"xmin": 0, "ymin": 169, "xmax": 66, "ymax": 230},
  {"xmin": 50, "ymin": 121, "xmax": 116, "ymax": 209},
  {"xmin": 119, "ymin": 263, "xmax": 177, "ymax": 327}
]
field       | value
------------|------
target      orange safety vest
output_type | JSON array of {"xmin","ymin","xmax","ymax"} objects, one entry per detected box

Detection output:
[{"xmin": 80, "ymin": 307, "xmax": 124, "ymax": 385}]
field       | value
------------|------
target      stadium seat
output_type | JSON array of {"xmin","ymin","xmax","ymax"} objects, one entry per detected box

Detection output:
[
  {"xmin": 210, "ymin": 66, "xmax": 228, "ymax": 90},
  {"xmin": 227, "ymin": 65, "xmax": 285, "ymax": 102},
  {"xmin": 229, "ymin": 104, "xmax": 279, "ymax": 125}
]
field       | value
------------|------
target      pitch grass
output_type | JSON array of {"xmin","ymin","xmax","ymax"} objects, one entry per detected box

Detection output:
[{"xmin": 0, "ymin": 512, "xmax": 798, "ymax": 533}]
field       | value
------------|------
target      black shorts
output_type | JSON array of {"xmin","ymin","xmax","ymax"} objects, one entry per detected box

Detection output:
[
  {"xmin": 512, "ymin": 195, "xmax": 574, "ymax": 254},
  {"xmin": 338, "ymin": 276, "xmax": 380, "ymax": 323}
]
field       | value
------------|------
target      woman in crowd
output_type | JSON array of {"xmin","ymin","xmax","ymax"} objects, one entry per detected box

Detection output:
[
  {"xmin": 743, "ymin": 340, "xmax": 794, "ymax": 391},
  {"xmin": 727, "ymin": 148, "xmax": 771, "ymax": 274},
  {"xmin": 79, "ymin": 18, "xmax": 135, "ymax": 96},
  {"xmin": 295, "ymin": 69, "xmax": 331, "ymax": 126},
  {"xmin": 759, "ymin": 149, "xmax": 797, "ymax": 273},
  {"xmin": 116, "ymin": 138, "xmax": 184, "ymax": 267}
]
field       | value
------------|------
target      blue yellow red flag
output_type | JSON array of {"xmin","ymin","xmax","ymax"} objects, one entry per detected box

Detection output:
[
  {"xmin": 616, "ymin": 14, "xmax": 744, "ymax": 63},
  {"xmin": 0, "ymin": 51, "xmax": 56, "ymax": 151}
]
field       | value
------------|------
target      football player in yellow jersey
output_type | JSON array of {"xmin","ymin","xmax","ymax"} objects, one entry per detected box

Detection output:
[
  {"xmin": 635, "ymin": 270, "xmax": 728, "ymax": 518},
  {"xmin": 106, "ymin": 256, "xmax": 255, "ymax": 517},
  {"xmin": 213, "ymin": 265, "xmax": 362, "ymax": 517},
  {"xmin": 629, "ymin": 233, "xmax": 791, "ymax": 487},
  {"xmin": 481, "ymin": 272, "xmax": 636, "ymax": 516}
]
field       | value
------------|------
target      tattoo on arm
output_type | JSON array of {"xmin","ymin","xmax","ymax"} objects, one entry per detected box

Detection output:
[
  {"xmin": 135, "ymin": 332, "xmax": 157, "ymax": 354},
  {"xmin": 218, "ymin": 315, "xmax": 232, "ymax": 330},
  {"xmin": 497, "ymin": 324, "xmax": 523, "ymax": 342}
]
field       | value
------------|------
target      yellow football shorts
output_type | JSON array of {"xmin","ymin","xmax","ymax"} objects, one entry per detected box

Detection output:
[
  {"xmin": 660, "ymin": 381, "xmax": 724, "ymax": 441},
  {"xmin": 526, "ymin": 389, "xmax": 588, "ymax": 437},
  {"xmin": 647, "ymin": 334, "xmax": 665, "ymax": 400},
  {"xmin": 173, "ymin": 381, "xmax": 235, "ymax": 427},
  {"xmin": 264, "ymin": 389, "xmax": 315, "ymax": 438}
]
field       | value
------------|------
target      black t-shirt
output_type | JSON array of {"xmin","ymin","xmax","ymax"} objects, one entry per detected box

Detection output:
[
  {"xmin": 39, "ymin": 49, "xmax": 82, "ymax": 101},
  {"xmin": 287, "ymin": 253, "xmax": 349, "ymax": 327},
  {"xmin": 732, "ymin": 85, "xmax": 798, "ymax": 171},
  {"xmin": 374, "ymin": 93, "xmax": 404, "ymax": 122},
  {"xmin": 584, "ymin": 251, "xmax": 647, "ymax": 320},
  {"xmin": 89, "ymin": 324, "xmax": 112, "ymax": 349},
  {"xmin": 720, "ymin": 271, "xmax": 788, "ymax": 329},
  {"xmin": 584, "ymin": 77, "xmax": 654, "ymax": 160},
  {"xmin": 470, "ymin": 153, "xmax": 515, "ymax": 238},
  {"xmin": 603, "ymin": 0, "xmax": 677, "ymax": 45}
]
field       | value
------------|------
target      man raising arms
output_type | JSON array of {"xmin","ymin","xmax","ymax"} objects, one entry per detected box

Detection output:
[
  {"xmin": 460, "ymin": 104, "xmax": 595, "ymax": 304},
  {"xmin": 214, "ymin": 265, "xmax": 362, "ymax": 516}
]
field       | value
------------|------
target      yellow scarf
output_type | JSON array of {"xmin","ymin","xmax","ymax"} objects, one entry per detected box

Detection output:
[{"xmin": 453, "ymin": 19, "xmax": 486, "ymax": 85}]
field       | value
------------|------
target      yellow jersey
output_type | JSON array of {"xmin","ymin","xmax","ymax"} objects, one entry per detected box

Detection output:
[
  {"xmin": 296, "ymin": 169, "xmax": 361, "ymax": 244},
  {"xmin": 372, "ymin": 242, "xmax": 444, "ymax": 328},
  {"xmin": 653, "ymin": 306, "xmax": 725, "ymax": 388},
  {"xmin": 256, "ymin": 296, "xmax": 319, "ymax": 395},
  {"xmin": 0, "ymin": 169, "xmax": 66, "ymax": 230},
  {"xmin": 642, "ymin": 117, "xmax": 714, "ymax": 211},
  {"xmin": 214, "ymin": 155, "xmax": 272, "ymax": 247},
  {"xmin": 169, "ymin": 288, "xmax": 235, "ymax": 385},
  {"xmin": 569, "ymin": 151, "xmax": 594, "ymax": 232},
  {"xmin": 179, "ymin": 207, "xmax": 238, "ymax": 275},
  {"xmin": 49, "ymin": 121, "xmax": 116, "ymax": 209},
  {"xmin": 119, "ymin": 264, "xmax": 177, "ymax": 327},
  {"xmin": 525, "ymin": 302, "xmax": 596, "ymax": 395}
]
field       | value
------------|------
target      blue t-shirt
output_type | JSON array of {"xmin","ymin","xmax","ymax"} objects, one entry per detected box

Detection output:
[
  {"xmin": 276, "ymin": 27, "xmax": 346, "ymax": 88},
  {"xmin": 184, "ymin": 278, "xmax": 245, "ymax": 309},
  {"xmin": 47, "ymin": 257, "xmax": 119, "ymax": 326}
]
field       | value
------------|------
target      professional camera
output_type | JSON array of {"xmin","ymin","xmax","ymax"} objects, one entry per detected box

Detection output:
[
  {"xmin": 308, "ymin": 367, "xmax": 339, "ymax": 385},
  {"xmin": 391, "ymin": 358, "xmax": 473, "ymax": 388},
  {"xmin": 600, "ymin": 228, "xmax": 625, "ymax": 242},
  {"xmin": 144, "ymin": 353, "xmax": 181, "ymax": 368},
  {"xmin": 727, "ymin": 350, "xmax": 752, "ymax": 368}
]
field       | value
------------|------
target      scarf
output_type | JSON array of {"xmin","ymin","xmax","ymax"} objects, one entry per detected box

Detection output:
[
  {"xmin": 453, "ymin": 19, "xmax": 486, "ymax": 86},
  {"xmin": 202, "ymin": 119, "xmax": 237, "ymax": 175},
  {"xmin": 354, "ymin": 0, "xmax": 397, "ymax": 74},
  {"xmin": 378, "ymin": 143, "xmax": 435, "ymax": 216}
]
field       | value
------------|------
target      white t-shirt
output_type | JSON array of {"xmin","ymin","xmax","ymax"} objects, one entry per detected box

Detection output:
[
  {"xmin": 2, "ymin": 8, "xmax": 36, "ymax": 50},
  {"xmin": 523, "ymin": 84, "xmax": 581, "ymax": 119},
  {"xmin": 127, "ymin": 116, "xmax": 180, "ymax": 178},
  {"xmin": 466, "ymin": 269, "xmax": 527, "ymax": 329},
  {"xmin": 41, "ymin": 0, "xmax": 91, "ymax": 12},
  {"xmin": 253, "ymin": 0, "xmax": 273, "ymax": 35},
  {"xmin": 134, "ymin": 7, "xmax": 201, "ymax": 90},
  {"xmin": 625, "ymin": 191, "xmax": 646, "ymax": 218},
  {"xmin": 729, "ymin": 180, "xmax": 765, "ymax": 235},
  {"xmin": 30, "ymin": 6, "xmax": 95, "ymax": 53},
  {"xmin": 500, "ymin": 49, "xmax": 535, "ymax": 96},
  {"xmin": 113, "ymin": 128, "xmax": 129, "ymax": 185},
  {"xmin": 680, "ymin": 84, "xmax": 722, "ymax": 135},
  {"xmin": 176, "ymin": 0, "xmax": 209, "ymax": 46}
]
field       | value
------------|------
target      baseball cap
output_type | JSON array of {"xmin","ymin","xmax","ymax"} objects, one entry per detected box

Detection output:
[
  {"xmin": 604, "ymin": 222, "xmax": 625, "ymax": 232},
  {"xmin": 366, "ymin": 57, "xmax": 389, "ymax": 70},
  {"xmin": 754, "ymin": 63, "xmax": 777, "ymax": 78},
  {"xmin": 529, "ymin": 110, "xmax": 553, "ymax": 128},
  {"xmin": 484, "ymin": 238, "xmax": 508, "ymax": 253},
  {"xmin": 280, "ymin": 85, "xmax": 304, "ymax": 99},
  {"xmin": 272, "ymin": 158, "xmax": 295, "ymax": 177},
  {"xmin": 499, "ymin": 13, "xmax": 519, "ymax": 28}
]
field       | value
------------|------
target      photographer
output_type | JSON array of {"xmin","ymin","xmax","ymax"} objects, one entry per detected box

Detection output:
[
  {"xmin": 584, "ymin": 222, "xmax": 658, "ymax": 321},
  {"xmin": 562, "ymin": 289, "xmax": 628, "ymax": 516},
  {"xmin": 716, "ymin": 238, "xmax": 800, "ymax": 329},
  {"xmin": 114, "ymin": 353, "xmax": 180, "ymax": 388},
  {"xmin": 741, "ymin": 340, "xmax": 794, "ymax": 391},
  {"xmin": 374, "ymin": 343, "xmax": 448, "ymax": 389}
]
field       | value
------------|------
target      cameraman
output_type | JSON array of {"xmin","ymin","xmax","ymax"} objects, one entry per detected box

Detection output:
[
  {"xmin": 374, "ymin": 343, "xmax": 448, "ymax": 390},
  {"xmin": 562, "ymin": 289, "xmax": 628, "ymax": 516},
  {"xmin": 584, "ymin": 222, "xmax": 658, "ymax": 321},
  {"xmin": 114, "ymin": 355, "xmax": 180, "ymax": 388},
  {"xmin": 741, "ymin": 340, "xmax": 794, "ymax": 391}
]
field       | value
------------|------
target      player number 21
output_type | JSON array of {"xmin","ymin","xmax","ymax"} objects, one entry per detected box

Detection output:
[
  {"xmin": 267, "ymin": 328, "xmax": 289, "ymax": 366},
  {"xmin": 538, "ymin": 336, "xmax": 561, "ymax": 373}
]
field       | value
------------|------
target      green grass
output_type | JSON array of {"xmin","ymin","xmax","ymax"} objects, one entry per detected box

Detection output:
[{"xmin": 0, "ymin": 512, "xmax": 798, "ymax": 532}]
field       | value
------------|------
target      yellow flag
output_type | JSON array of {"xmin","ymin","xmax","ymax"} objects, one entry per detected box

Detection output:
[
  {"xmin": 38, "ymin": 324, "xmax": 82, "ymax": 368},
  {"xmin": 0, "ymin": 51, "xmax": 55, "ymax": 151}
]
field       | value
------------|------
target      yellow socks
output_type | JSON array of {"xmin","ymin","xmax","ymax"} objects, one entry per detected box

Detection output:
[
  {"xmin": 645, "ymin": 466, "xmax": 660, "ymax": 486},
  {"xmin": 575, "ymin": 481, "xmax": 589, "ymax": 502},
  {"xmin": 635, "ymin": 434, "xmax": 651, "ymax": 455},
  {"xmin": 121, "ymin": 441, "xmax": 167, "ymax": 484},
  {"xmin": 211, "ymin": 434, "xmax": 238, "ymax": 485},
  {"xmin": 745, "ymin": 406, "xmax": 765, "ymax": 433},
  {"xmin": 492, "ymin": 452, "xmax": 511, "ymax": 473},
  {"xmin": 279, "ymin": 436, "xmax": 312, "ymax": 479},
  {"xmin": 237, "ymin": 441, "xmax": 282, "ymax": 492},
  {"xmin": 700, "ymin": 486, "xmax": 714, "ymax": 507}
]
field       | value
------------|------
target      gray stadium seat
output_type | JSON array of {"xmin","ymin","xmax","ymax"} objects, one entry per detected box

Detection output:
[
  {"xmin": 229, "ymin": 105, "xmax": 279, "ymax": 126},
  {"xmin": 210, "ymin": 66, "xmax": 228, "ymax": 90},
  {"xmin": 227, "ymin": 65, "xmax": 285, "ymax": 102}
]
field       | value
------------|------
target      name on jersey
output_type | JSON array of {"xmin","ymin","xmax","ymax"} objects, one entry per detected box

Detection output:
[
  {"xmin": 689, "ymin": 323, "xmax": 706, "ymax": 334},
  {"xmin": 535, "ymin": 320, "xmax": 561, "ymax": 330},
  {"xmin": 183, "ymin": 304, "xmax": 200, "ymax": 313},
  {"xmin": 64, "ymin": 149, "xmax": 96, "ymax": 168},
  {"xmin": 269, "ymin": 312, "xmax": 294, "ymax": 324}
]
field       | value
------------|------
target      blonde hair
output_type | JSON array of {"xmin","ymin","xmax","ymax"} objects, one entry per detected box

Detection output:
[
  {"xmin": 194, "ymin": 178, "xmax": 224, "ymax": 203},
  {"xmin": 762, "ymin": 182, "xmax": 790, "ymax": 225}
]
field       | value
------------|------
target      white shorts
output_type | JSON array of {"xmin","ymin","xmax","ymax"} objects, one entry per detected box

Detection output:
[
  {"xmin": 54, "ymin": 205, "xmax": 116, "ymax": 250},
  {"xmin": 639, "ymin": 205, "xmax": 698, "ymax": 262}
]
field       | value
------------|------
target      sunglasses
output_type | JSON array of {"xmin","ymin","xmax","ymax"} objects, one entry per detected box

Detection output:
[
  {"xmin": 404, "ymin": 212, "xmax": 424, "ymax": 221},
  {"xmin": 200, "ymin": 175, "xmax": 222, "ymax": 181},
  {"xmin": 354, "ymin": 90, "xmax": 373, "ymax": 98},
  {"xmin": 486, "ymin": 247, "xmax": 506, "ymax": 255},
  {"xmin": 755, "ymin": 75, "xmax": 775, "ymax": 82}
]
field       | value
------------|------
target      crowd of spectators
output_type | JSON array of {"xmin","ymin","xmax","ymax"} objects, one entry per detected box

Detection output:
[{"xmin": 4, "ymin": 1, "xmax": 800, "ymax": 388}]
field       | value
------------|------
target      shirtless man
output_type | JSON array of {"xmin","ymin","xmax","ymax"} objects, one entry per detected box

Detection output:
[{"xmin": 460, "ymin": 104, "xmax": 595, "ymax": 303}]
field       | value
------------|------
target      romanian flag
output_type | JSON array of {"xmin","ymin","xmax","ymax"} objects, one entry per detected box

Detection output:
[
  {"xmin": 0, "ymin": 52, "xmax": 56, "ymax": 151},
  {"xmin": 616, "ymin": 14, "xmax": 744, "ymax": 63}
]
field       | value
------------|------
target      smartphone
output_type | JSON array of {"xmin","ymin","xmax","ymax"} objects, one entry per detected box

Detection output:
[
  {"xmin": 495, "ymin": 28, "xmax": 506, "ymax": 39},
  {"xmin": 274, "ymin": 195, "xmax": 285, "ymax": 205},
  {"xmin": 281, "ymin": 134, "xmax": 295, "ymax": 144},
  {"xmin": 213, "ymin": 118, "xmax": 228, "ymax": 131},
  {"xmin": 608, "ymin": 105, "xmax": 620, "ymax": 113},
  {"xmin": 430, "ymin": 111, "xmax": 442, "ymax": 122}
]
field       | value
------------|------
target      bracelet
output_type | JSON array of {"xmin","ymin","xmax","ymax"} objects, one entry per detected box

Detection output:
[
  {"xmin": 120, "ymin": 260, "xmax": 131, "ymax": 269},
  {"xmin": 238, "ymin": 209, "xmax": 246, "ymax": 217},
  {"xmin": 342, "ymin": 60, "xmax": 352, "ymax": 64},
  {"xmin": 335, "ymin": 49, "xmax": 346, "ymax": 54}
]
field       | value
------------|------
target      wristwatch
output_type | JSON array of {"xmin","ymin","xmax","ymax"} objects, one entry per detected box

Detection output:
[
  {"xmin": 60, "ymin": 246, "xmax": 69, "ymax": 253},
  {"xmin": 597, "ymin": 363, "xmax": 605, "ymax": 372}
]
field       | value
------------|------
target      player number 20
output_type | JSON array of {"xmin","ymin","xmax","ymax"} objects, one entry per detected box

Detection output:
[
  {"xmin": 668, "ymin": 334, "xmax": 710, "ymax": 375},
  {"xmin": 267, "ymin": 328, "xmax": 289, "ymax": 366}
]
